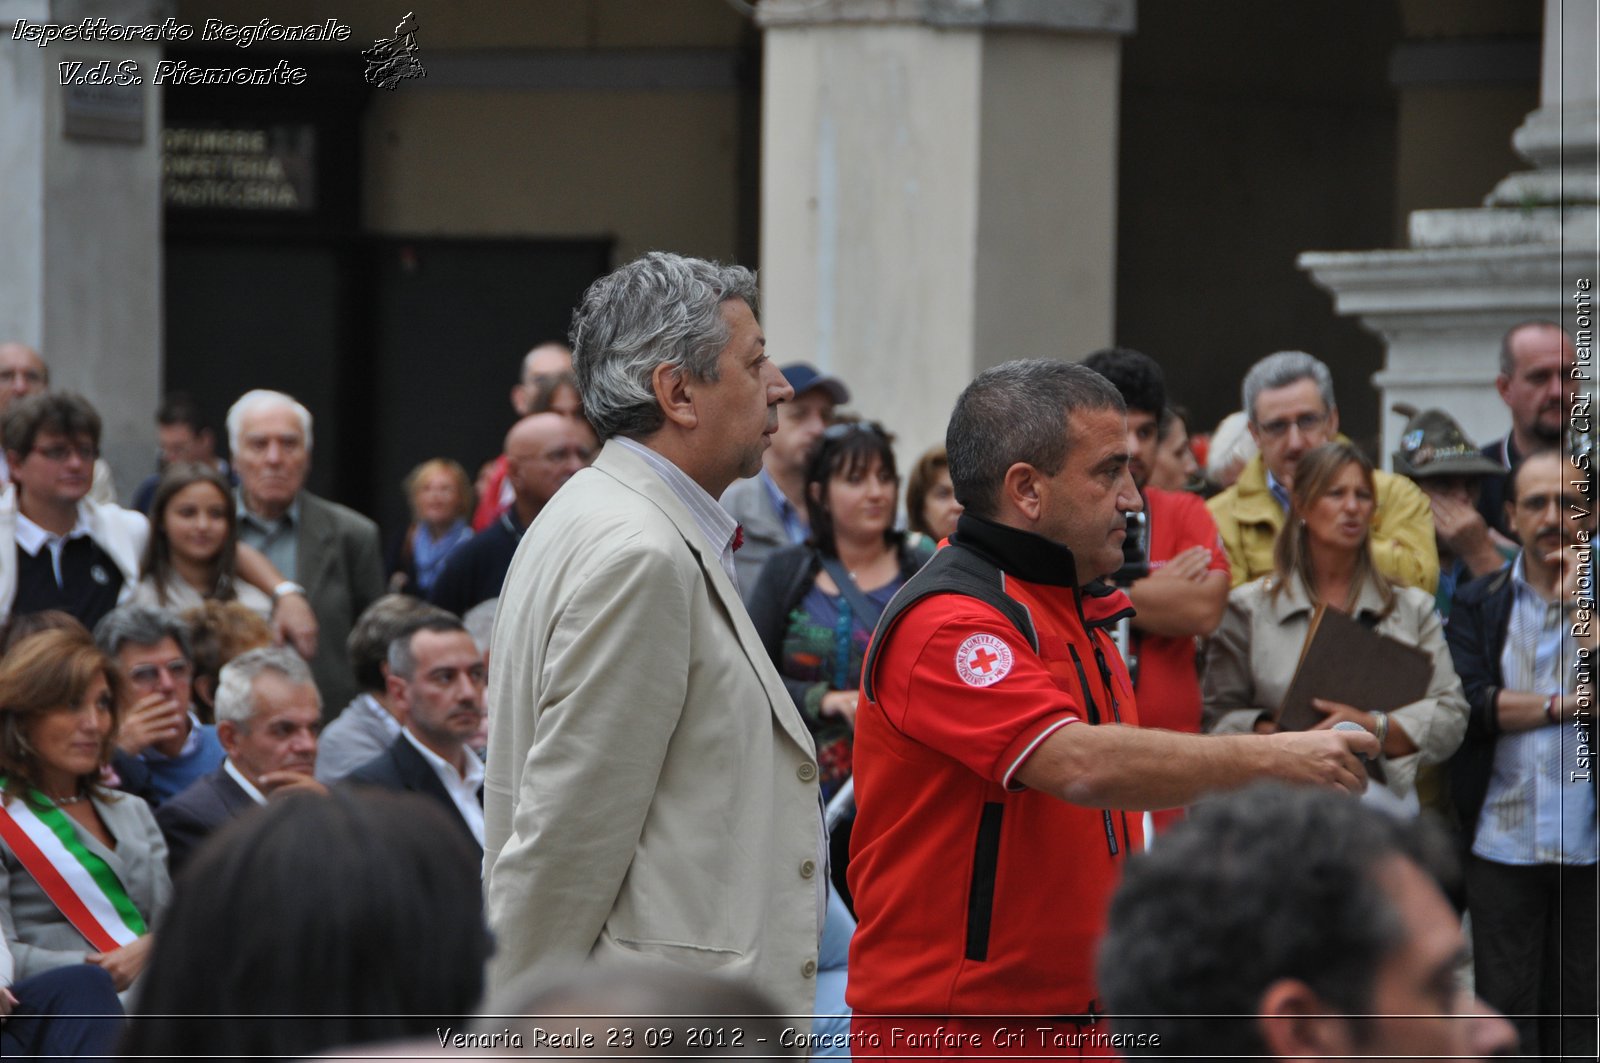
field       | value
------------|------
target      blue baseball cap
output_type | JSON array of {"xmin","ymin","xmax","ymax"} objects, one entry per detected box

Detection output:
[{"xmin": 780, "ymin": 362, "xmax": 850, "ymax": 404}]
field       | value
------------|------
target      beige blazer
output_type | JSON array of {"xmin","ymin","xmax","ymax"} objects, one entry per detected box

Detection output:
[
  {"xmin": 483, "ymin": 441, "xmax": 823, "ymax": 1018},
  {"xmin": 1201, "ymin": 572, "xmax": 1468, "ymax": 798}
]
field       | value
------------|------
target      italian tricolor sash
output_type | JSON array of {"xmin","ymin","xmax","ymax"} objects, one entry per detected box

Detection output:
[{"xmin": 0, "ymin": 786, "xmax": 146, "ymax": 951}]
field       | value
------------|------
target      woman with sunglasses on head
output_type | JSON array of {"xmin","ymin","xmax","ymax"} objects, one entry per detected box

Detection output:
[
  {"xmin": 747, "ymin": 423, "xmax": 934, "ymax": 901},
  {"xmin": 1201, "ymin": 442, "xmax": 1468, "ymax": 807},
  {"xmin": 0, "ymin": 627, "xmax": 171, "ymax": 1001}
]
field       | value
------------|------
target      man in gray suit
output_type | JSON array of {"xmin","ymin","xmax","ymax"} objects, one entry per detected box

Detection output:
[
  {"xmin": 720, "ymin": 362, "xmax": 849, "ymax": 592},
  {"xmin": 485, "ymin": 252, "xmax": 825, "ymax": 1020},
  {"xmin": 228, "ymin": 389, "xmax": 385, "ymax": 716}
]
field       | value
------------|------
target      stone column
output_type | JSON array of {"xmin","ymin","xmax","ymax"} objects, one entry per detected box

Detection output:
[
  {"xmin": 757, "ymin": 0, "xmax": 1134, "ymax": 460},
  {"xmin": 1300, "ymin": 0, "xmax": 1597, "ymax": 464},
  {"xmin": 0, "ymin": 0, "xmax": 169, "ymax": 499}
]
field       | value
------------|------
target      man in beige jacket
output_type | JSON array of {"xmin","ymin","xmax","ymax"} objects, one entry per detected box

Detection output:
[{"xmin": 483, "ymin": 253, "xmax": 824, "ymax": 1020}]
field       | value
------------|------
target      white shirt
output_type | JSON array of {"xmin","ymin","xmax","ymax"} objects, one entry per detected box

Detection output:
[
  {"xmin": 613, "ymin": 436, "xmax": 742, "ymax": 590},
  {"xmin": 223, "ymin": 758, "xmax": 269, "ymax": 806},
  {"xmin": 15, "ymin": 509, "xmax": 93, "ymax": 586},
  {"xmin": 402, "ymin": 727, "xmax": 485, "ymax": 848}
]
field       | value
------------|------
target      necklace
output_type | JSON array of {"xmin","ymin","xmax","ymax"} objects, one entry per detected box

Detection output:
[{"xmin": 44, "ymin": 790, "xmax": 87, "ymax": 806}]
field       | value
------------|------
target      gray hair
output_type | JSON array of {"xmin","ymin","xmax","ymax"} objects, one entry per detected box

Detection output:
[
  {"xmin": 215, "ymin": 646, "xmax": 317, "ymax": 727},
  {"xmin": 1240, "ymin": 351, "xmax": 1335, "ymax": 425},
  {"xmin": 569, "ymin": 252, "xmax": 759, "ymax": 441},
  {"xmin": 93, "ymin": 604, "xmax": 192, "ymax": 663},
  {"xmin": 386, "ymin": 615, "xmax": 469, "ymax": 681},
  {"xmin": 225, "ymin": 389, "xmax": 314, "ymax": 455},
  {"xmin": 946, "ymin": 360, "xmax": 1124, "ymax": 521},
  {"xmin": 346, "ymin": 594, "xmax": 451, "ymax": 693},
  {"xmin": 1499, "ymin": 319, "xmax": 1566, "ymax": 376}
]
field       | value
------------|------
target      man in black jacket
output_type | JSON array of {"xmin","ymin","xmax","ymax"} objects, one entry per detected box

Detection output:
[
  {"xmin": 1445, "ymin": 449, "xmax": 1596, "ymax": 1061},
  {"xmin": 346, "ymin": 615, "xmax": 485, "ymax": 860}
]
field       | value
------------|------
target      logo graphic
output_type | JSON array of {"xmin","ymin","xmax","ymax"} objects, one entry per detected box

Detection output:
[
  {"xmin": 363, "ymin": 12, "xmax": 425, "ymax": 90},
  {"xmin": 955, "ymin": 633, "xmax": 1013, "ymax": 687}
]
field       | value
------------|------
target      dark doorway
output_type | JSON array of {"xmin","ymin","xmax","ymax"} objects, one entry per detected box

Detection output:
[{"xmin": 365, "ymin": 237, "xmax": 613, "ymax": 537}]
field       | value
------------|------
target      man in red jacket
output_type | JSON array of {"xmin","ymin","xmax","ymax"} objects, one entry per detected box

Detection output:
[{"xmin": 847, "ymin": 360, "xmax": 1376, "ymax": 1057}]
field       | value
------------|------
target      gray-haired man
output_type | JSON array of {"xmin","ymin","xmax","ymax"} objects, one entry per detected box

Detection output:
[
  {"xmin": 1206, "ymin": 350, "xmax": 1437, "ymax": 591},
  {"xmin": 155, "ymin": 646, "xmax": 326, "ymax": 875},
  {"xmin": 484, "ymin": 252, "xmax": 824, "ymax": 1020}
]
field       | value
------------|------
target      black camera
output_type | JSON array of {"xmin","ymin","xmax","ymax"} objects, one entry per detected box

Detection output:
[{"xmin": 1111, "ymin": 510, "xmax": 1149, "ymax": 588}]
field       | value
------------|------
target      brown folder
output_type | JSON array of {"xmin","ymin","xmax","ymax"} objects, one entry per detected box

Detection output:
[{"xmin": 1276, "ymin": 603, "xmax": 1432, "ymax": 734}]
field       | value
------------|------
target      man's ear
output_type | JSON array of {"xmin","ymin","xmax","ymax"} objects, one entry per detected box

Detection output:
[
  {"xmin": 216, "ymin": 720, "xmax": 240, "ymax": 758},
  {"xmin": 1325, "ymin": 405, "xmax": 1340, "ymax": 439},
  {"xmin": 1000, "ymin": 462, "xmax": 1044, "ymax": 523},
  {"xmin": 651, "ymin": 363, "xmax": 698, "ymax": 430},
  {"xmin": 1256, "ymin": 979, "xmax": 1358, "ymax": 1063},
  {"xmin": 1495, "ymin": 373, "xmax": 1513, "ymax": 405},
  {"xmin": 385, "ymin": 672, "xmax": 410, "ymax": 723}
]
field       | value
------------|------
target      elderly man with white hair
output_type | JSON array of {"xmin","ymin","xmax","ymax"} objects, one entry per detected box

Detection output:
[
  {"xmin": 228, "ymin": 389, "xmax": 384, "ymax": 715},
  {"xmin": 154, "ymin": 646, "xmax": 326, "ymax": 875}
]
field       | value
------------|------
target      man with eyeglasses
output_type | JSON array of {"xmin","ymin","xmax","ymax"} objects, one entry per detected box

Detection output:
[
  {"xmin": 0, "ymin": 393, "xmax": 149, "ymax": 631},
  {"xmin": 93, "ymin": 604, "xmax": 225, "ymax": 807},
  {"xmin": 1445, "ymin": 449, "xmax": 1597, "ymax": 1060},
  {"xmin": 1206, "ymin": 350, "xmax": 1438, "ymax": 591},
  {"xmin": 0, "ymin": 343, "xmax": 117, "ymax": 507}
]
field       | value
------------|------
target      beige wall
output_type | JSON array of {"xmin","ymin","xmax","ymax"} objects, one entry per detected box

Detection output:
[
  {"xmin": 363, "ymin": 89, "xmax": 741, "ymax": 260},
  {"xmin": 975, "ymin": 31, "xmax": 1118, "ymax": 371},
  {"xmin": 760, "ymin": 24, "xmax": 984, "ymax": 461}
]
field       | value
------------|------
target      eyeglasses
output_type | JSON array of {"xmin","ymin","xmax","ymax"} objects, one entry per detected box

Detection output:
[
  {"xmin": 1255, "ymin": 412, "xmax": 1328, "ymax": 440},
  {"xmin": 126, "ymin": 659, "xmax": 192, "ymax": 689},
  {"xmin": 29, "ymin": 442, "xmax": 99, "ymax": 463}
]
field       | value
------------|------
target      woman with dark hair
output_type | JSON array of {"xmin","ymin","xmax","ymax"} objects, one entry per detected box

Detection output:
[
  {"xmin": 0, "ymin": 627, "xmax": 169, "ymax": 992},
  {"xmin": 133, "ymin": 462, "xmax": 271, "ymax": 618},
  {"xmin": 125, "ymin": 788, "xmax": 490, "ymax": 1060},
  {"xmin": 904, "ymin": 444, "xmax": 962, "ymax": 543},
  {"xmin": 748, "ymin": 422, "xmax": 934, "ymax": 803},
  {"xmin": 1202, "ymin": 442, "xmax": 1468, "ymax": 804},
  {"xmin": 385, "ymin": 458, "xmax": 474, "ymax": 596}
]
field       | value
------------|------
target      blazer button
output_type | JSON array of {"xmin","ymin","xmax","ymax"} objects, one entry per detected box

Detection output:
[
  {"xmin": 799, "ymin": 860, "xmax": 816, "ymax": 879},
  {"xmin": 797, "ymin": 763, "xmax": 817, "ymax": 783},
  {"xmin": 801, "ymin": 958, "xmax": 817, "ymax": 978}
]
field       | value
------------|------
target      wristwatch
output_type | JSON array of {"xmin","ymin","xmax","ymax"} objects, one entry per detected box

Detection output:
[{"xmin": 272, "ymin": 580, "xmax": 307, "ymax": 601}]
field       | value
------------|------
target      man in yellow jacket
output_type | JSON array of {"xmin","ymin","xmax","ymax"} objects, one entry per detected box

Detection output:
[{"xmin": 1208, "ymin": 351, "xmax": 1438, "ymax": 593}]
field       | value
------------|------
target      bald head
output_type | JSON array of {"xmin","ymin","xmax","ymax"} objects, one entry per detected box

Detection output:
[
  {"xmin": 0, "ymin": 343, "xmax": 47, "ymax": 412},
  {"xmin": 504, "ymin": 413, "xmax": 593, "ymax": 520}
]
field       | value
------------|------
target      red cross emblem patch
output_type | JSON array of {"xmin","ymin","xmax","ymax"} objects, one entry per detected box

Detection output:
[{"xmin": 955, "ymin": 633, "xmax": 1013, "ymax": 687}]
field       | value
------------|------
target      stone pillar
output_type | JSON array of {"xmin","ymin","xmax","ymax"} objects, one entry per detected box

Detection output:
[
  {"xmin": 1300, "ymin": 0, "xmax": 1597, "ymax": 465},
  {"xmin": 0, "ymin": 0, "xmax": 168, "ymax": 500},
  {"xmin": 757, "ymin": 0, "xmax": 1134, "ymax": 460}
]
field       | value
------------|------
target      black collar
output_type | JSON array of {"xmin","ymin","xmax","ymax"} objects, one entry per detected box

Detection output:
[{"xmin": 950, "ymin": 513, "xmax": 1080, "ymax": 588}]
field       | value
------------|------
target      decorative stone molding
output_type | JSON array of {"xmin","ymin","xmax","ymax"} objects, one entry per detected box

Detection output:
[{"xmin": 756, "ymin": 0, "xmax": 1135, "ymax": 34}]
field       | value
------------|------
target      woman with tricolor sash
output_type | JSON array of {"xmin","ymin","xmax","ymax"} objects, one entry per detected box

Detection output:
[{"xmin": 0, "ymin": 626, "xmax": 171, "ymax": 995}]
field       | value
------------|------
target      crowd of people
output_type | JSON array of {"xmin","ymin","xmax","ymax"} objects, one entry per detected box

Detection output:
[{"xmin": 0, "ymin": 270, "xmax": 1592, "ymax": 1061}]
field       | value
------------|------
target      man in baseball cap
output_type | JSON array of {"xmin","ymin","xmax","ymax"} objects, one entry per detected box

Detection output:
[
  {"xmin": 1392, "ymin": 404, "xmax": 1513, "ymax": 616},
  {"xmin": 721, "ymin": 362, "xmax": 851, "ymax": 592}
]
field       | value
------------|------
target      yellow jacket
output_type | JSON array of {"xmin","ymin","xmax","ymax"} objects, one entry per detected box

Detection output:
[{"xmin": 1206, "ymin": 453, "xmax": 1439, "ymax": 594}]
